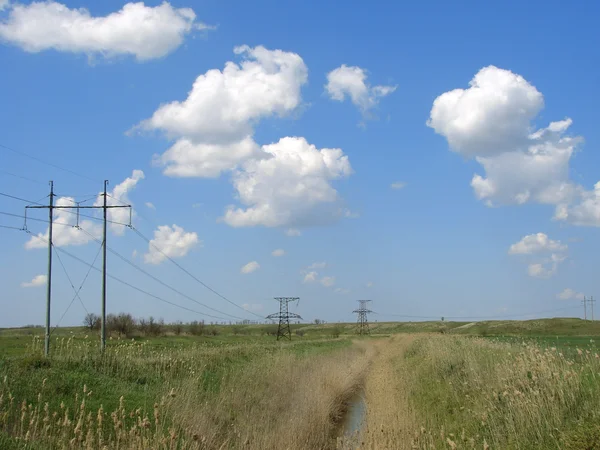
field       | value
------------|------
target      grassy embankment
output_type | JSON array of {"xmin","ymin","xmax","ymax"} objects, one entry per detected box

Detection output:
[
  {"xmin": 0, "ymin": 328, "xmax": 372, "ymax": 449},
  {"xmin": 2, "ymin": 318, "xmax": 600, "ymax": 449},
  {"xmin": 353, "ymin": 333, "xmax": 600, "ymax": 449}
]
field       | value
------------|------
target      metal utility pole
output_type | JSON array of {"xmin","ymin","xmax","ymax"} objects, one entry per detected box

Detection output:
[
  {"xmin": 101, "ymin": 180, "xmax": 108, "ymax": 352},
  {"xmin": 583, "ymin": 296, "xmax": 588, "ymax": 321},
  {"xmin": 26, "ymin": 180, "xmax": 131, "ymax": 354},
  {"xmin": 590, "ymin": 296, "xmax": 596, "ymax": 321},
  {"xmin": 353, "ymin": 300, "xmax": 373, "ymax": 335},
  {"xmin": 266, "ymin": 297, "xmax": 301, "ymax": 340},
  {"xmin": 44, "ymin": 181, "xmax": 54, "ymax": 357}
]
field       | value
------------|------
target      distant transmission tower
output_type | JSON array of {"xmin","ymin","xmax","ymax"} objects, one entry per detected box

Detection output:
[
  {"xmin": 353, "ymin": 300, "xmax": 373, "ymax": 335},
  {"xmin": 266, "ymin": 297, "xmax": 301, "ymax": 340}
]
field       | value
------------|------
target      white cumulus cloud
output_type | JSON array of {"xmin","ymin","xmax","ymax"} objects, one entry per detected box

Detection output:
[
  {"xmin": 223, "ymin": 137, "xmax": 352, "ymax": 228},
  {"xmin": 21, "ymin": 274, "xmax": 47, "ymax": 288},
  {"xmin": 271, "ymin": 248, "xmax": 285, "ymax": 257},
  {"xmin": 25, "ymin": 196, "xmax": 102, "ymax": 249},
  {"xmin": 508, "ymin": 233, "xmax": 567, "ymax": 255},
  {"xmin": 303, "ymin": 271, "xmax": 318, "ymax": 283},
  {"xmin": 139, "ymin": 45, "xmax": 308, "ymax": 177},
  {"xmin": 557, "ymin": 288, "xmax": 585, "ymax": 301},
  {"xmin": 144, "ymin": 224, "xmax": 200, "ymax": 265},
  {"xmin": 325, "ymin": 64, "xmax": 396, "ymax": 116},
  {"xmin": 428, "ymin": 65, "xmax": 600, "ymax": 225},
  {"xmin": 94, "ymin": 170, "xmax": 144, "ymax": 235},
  {"xmin": 240, "ymin": 260, "xmax": 260, "ymax": 274},
  {"xmin": 320, "ymin": 276, "xmax": 335, "ymax": 287},
  {"xmin": 509, "ymin": 233, "xmax": 568, "ymax": 278},
  {"xmin": 0, "ymin": 1, "xmax": 207, "ymax": 61}
]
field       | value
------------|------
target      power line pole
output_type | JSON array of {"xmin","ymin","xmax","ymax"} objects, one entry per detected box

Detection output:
[
  {"xmin": 44, "ymin": 181, "xmax": 54, "ymax": 357},
  {"xmin": 583, "ymin": 296, "xmax": 588, "ymax": 321},
  {"xmin": 266, "ymin": 297, "xmax": 301, "ymax": 340},
  {"xmin": 101, "ymin": 180, "xmax": 108, "ymax": 352},
  {"xmin": 590, "ymin": 296, "xmax": 595, "ymax": 321},
  {"xmin": 26, "ymin": 180, "xmax": 130, "ymax": 354},
  {"xmin": 353, "ymin": 300, "xmax": 373, "ymax": 335}
]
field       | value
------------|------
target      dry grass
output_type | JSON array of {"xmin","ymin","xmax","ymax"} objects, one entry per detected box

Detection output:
[
  {"xmin": 0, "ymin": 335, "xmax": 373, "ymax": 449},
  {"xmin": 402, "ymin": 335, "xmax": 600, "ymax": 449}
]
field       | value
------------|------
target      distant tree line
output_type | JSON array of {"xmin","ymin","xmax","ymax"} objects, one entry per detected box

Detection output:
[{"xmin": 82, "ymin": 313, "xmax": 220, "ymax": 338}]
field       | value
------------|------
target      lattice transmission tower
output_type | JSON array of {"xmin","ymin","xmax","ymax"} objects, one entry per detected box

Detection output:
[
  {"xmin": 266, "ymin": 297, "xmax": 302, "ymax": 340},
  {"xmin": 353, "ymin": 300, "xmax": 373, "ymax": 335}
]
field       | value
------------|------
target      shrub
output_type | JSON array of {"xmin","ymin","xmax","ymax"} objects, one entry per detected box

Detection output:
[
  {"xmin": 188, "ymin": 320, "xmax": 205, "ymax": 336},
  {"xmin": 83, "ymin": 313, "xmax": 101, "ymax": 331},
  {"xmin": 172, "ymin": 321, "xmax": 184, "ymax": 336},
  {"xmin": 107, "ymin": 313, "xmax": 136, "ymax": 338}
]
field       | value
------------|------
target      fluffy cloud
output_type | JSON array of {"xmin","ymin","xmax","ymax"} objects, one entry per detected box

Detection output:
[
  {"xmin": 25, "ymin": 196, "xmax": 102, "ymax": 249},
  {"xmin": 144, "ymin": 224, "xmax": 200, "ymax": 265},
  {"xmin": 145, "ymin": 202, "xmax": 155, "ymax": 210},
  {"xmin": 509, "ymin": 233, "xmax": 567, "ymax": 278},
  {"xmin": 390, "ymin": 181, "xmax": 406, "ymax": 190},
  {"xmin": 320, "ymin": 276, "xmax": 335, "ymax": 287},
  {"xmin": 557, "ymin": 288, "xmax": 585, "ymax": 301},
  {"xmin": 325, "ymin": 64, "xmax": 396, "ymax": 116},
  {"xmin": 240, "ymin": 260, "xmax": 260, "ymax": 274},
  {"xmin": 223, "ymin": 137, "xmax": 352, "ymax": 228},
  {"xmin": 0, "ymin": 0, "xmax": 9, "ymax": 12},
  {"xmin": 21, "ymin": 274, "xmax": 47, "ymax": 288},
  {"xmin": 94, "ymin": 170, "xmax": 144, "ymax": 235},
  {"xmin": 508, "ymin": 233, "xmax": 567, "ymax": 255},
  {"xmin": 271, "ymin": 248, "xmax": 285, "ymax": 257},
  {"xmin": 428, "ymin": 65, "xmax": 600, "ymax": 225},
  {"xmin": 307, "ymin": 261, "xmax": 327, "ymax": 270},
  {"xmin": 140, "ymin": 45, "xmax": 308, "ymax": 176},
  {"xmin": 137, "ymin": 46, "xmax": 354, "ymax": 230},
  {"xmin": 303, "ymin": 271, "xmax": 318, "ymax": 283},
  {"xmin": 0, "ymin": 1, "xmax": 207, "ymax": 61}
]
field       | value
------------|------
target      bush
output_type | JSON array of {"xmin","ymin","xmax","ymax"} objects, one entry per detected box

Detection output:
[
  {"xmin": 188, "ymin": 320, "xmax": 205, "ymax": 336},
  {"xmin": 330, "ymin": 327, "xmax": 342, "ymax": 338},
  {"xmin": 172, "ymin": 321, "xmax": 184, "ymax": 336},
  {"xmin": 138, "ymin": 316, "xmax": 164, "ymax": 337},
  {"xmin": 208, "ymin": 326, "xmax": 219, "ymax": 336},
  {"xmin": 295, "ymin": 329, "xmax": 305, "ymax": 337},
  {"xmin": 107, "ymin": 313, "xmax": 136, "ymax": 338},
  {"xmin": 83, "ymin": 313, "xmax": 100, "ymax": 331}
]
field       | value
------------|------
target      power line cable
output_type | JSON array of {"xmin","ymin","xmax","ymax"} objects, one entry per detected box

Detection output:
[
  {"xmin": 23, "ymin": 230, "xmax": 230, "ymax": 321},
  {"xmin": 0, "ymin": 192, "xmax": 44, "ymax": 205},
  {"xmin": 0, "ymin": 170, "xmax": 46, "ymax": 186},
  {"xmin": 0, "ymin": 143, "xmax": 99, "ymax": 183},
  {"xmin": 77, "ymin": 226, "xmax": 246, "ymax": 321},
  {"xmin": 376, "ymin": 305, "xmax": 581, "ymax": 321},
  {"xmin": 130, "ymin": 226, "xmax": 265, "ymax": 319}
]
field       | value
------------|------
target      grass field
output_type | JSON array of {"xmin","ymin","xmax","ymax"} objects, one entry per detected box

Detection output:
[{"xmin": 1, "ymin": 318, "xmax": 599, "ymax": 449}]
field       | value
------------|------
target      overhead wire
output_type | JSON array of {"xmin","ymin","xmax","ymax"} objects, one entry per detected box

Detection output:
[
  {"xmin": 77, "ymin": 226, "xmax": 246, "ymax": 321},
  {"xmin": 0, "ymin": 169, "xmax": 46, "ymax": 186},
  {"xmin": 130, "ymin": 225, "xmax": 265, "ymax": 319},
  {"xmin": 375, "ymin": 305, "xmax": 581, "ymax": 321},
  {"xmin": 23, "ymin": 229, "xmax": 231, "ymax": 321},
  {"xmin": 0, "ymin": 142, "xmax": 100, "ymax": 183}
]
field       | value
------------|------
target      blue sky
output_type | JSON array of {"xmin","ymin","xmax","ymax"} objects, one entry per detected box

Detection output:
[{"xmin": 1, "ymin": 0, "xmax": 599, "ymax": 327}]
